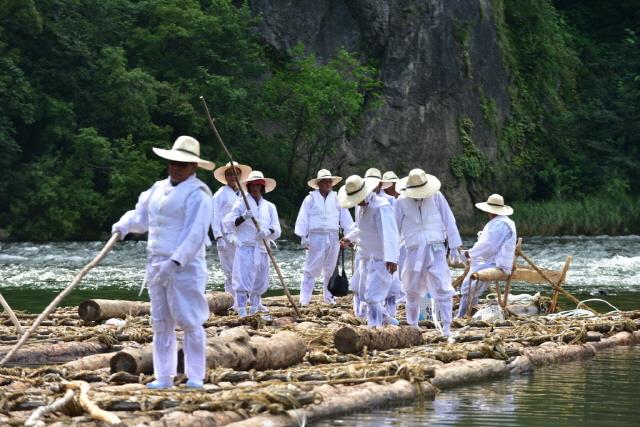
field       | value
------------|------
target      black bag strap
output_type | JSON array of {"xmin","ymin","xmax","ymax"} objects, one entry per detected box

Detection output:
[{"xmin": 340, "ymin": 247, "xmax": 346, "ymax": 274}]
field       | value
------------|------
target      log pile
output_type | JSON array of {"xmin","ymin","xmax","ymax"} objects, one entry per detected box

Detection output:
[{"xmin": 0, "ymin": 295, "xmax": 638, "ymax": 427}]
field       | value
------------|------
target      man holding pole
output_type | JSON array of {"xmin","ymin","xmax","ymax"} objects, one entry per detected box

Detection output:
[
  {"xmin": 294, "ymin": 169, "xmax": 354, "ymax": 305},
  {"xmin": 211, "ymin": 161, "xmax": 252, "ymax": 307},
  {"xmin": 223, "ymin": 171, "xmax": 281, "ymax": 317},
  {"xmin": 457, "ymin": 194, "xmax": 517, "ymax": 317},
  {"xmin": 111, "ymin": 135, "xmax": 214, "ymax": 389}
]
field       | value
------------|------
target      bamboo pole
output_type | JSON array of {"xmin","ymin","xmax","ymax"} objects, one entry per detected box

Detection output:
[
  {"xmin": 549, "ymin": 256, "xmax": 573, "ymax": 313},
  {"xmin": 199, "ymin": 96, "xmax": 300, "ymax": 317},
  {"xmin": 0, "ymin": 292, "xmax": 22, "ymax": 334},
  {"xmin": 0, "ymin": 233, "xmax": 120, "ymax": 366},
  {"xmin": 516, "ymin": 248, "xmax": 596, "ymax": 314}
]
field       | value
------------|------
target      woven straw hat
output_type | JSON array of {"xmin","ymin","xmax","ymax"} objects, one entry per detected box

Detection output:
[
  {"xmin": 475, "ymin": 194, "xmax": 513, "ymax": 216},
  {"xmin": 307, "ymin": 169, "xmax": 342, "ymax": 189},
  {"xmin": 381, "ymin": 171, "xmax": 399, "ymax": 190},
  {"xmin": 240, "ymin": 170, "xmax": 276, "ymax": 193},
  {"xmin": 337, "ymin": 175, "xmax": 379, "ymax": 208},
  {"xmin": 152, "ymin": 136, "xmax": 215, "ymax": 170},
  {"xmin": 213, "ymin": 161, "xmax": 252, "ymax": 185},
  {"xmin": 397, "ymin": 169, "xmax": 441, "ymax": 199},
  {"xmin": 363, "ymin": 167, "xmax": 382, "ymax": 186}
]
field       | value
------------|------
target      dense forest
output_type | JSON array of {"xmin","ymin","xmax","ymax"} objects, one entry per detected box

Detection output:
[{"xmin": 0, "ymin": 0, "xmax": 638, "ymax": 240}]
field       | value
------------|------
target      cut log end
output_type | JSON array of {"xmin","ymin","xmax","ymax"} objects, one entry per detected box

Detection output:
[
  {"xmin": 334, "ymin": 327, "xmax": 361, "ymax": 354},
  {"xmin": 78, "ymin": 300, "xmax": 101, "ymax": 322},
  {"xmin": 110, "ymin": 352, "xmax": 137, "ymax": 374}
]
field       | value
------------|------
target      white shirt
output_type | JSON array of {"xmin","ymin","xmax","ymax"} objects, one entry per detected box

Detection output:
[
  {"xmin": 211, "ymin": 185, "xmax": 240, "ymax": 240},
  {"xmin": 294, "ymin": 190, "xmax": 355, "ymax": 237}
]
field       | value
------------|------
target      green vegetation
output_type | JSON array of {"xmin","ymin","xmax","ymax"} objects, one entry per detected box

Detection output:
[
  {"xmin": 0, "ymin": 0, "xmax": 637, "ymax": 239},
  {"xmin": 0, "ymin": 0, "xmax": 378, "ymax": 240},
  {"xmin": 450, "ymin": 117, "xmax": 490, "ymax": 180}
]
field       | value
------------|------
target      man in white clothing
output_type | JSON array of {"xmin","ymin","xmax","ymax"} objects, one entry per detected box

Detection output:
[
  {"xmin": 339, "ymin": 175, "xmax": 400, "ymax": 327},
  {"xmin": 223, "ymin": 171, "xmax": 281, "ymax": 317},
  {"xmin": 395, "ymin": 169, "xmax": 463, "ymax": 335},
  {"xmin": 457, "ymin": 194, "xmax": 517, "ymax": 317},
  {"xmin": 111, "ymin": 136, "xmax": 214, "ymax": 389},
  {"xmin": 211, "ymin": 161, "xmax": 252, "ymax": 307},
  {"xmin": 295, "ymin": 169, "xmax": 354, "ymax": 305}
]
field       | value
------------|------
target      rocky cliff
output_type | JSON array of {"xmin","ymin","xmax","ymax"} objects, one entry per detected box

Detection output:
[{"xmin": 248, "ymin": 0, "xmax": 510, "ymax": 219}]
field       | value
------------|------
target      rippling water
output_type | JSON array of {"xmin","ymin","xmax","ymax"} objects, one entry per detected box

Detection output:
[
  {"xmin": 0, "ymin": 235, "xmax": 638, "ymax": 311},
  {"xmin": 312, "ymin": 346, "xmax": 640, "ymax": 427}
]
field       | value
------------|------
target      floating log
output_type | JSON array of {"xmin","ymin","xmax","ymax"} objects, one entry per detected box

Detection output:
[
  {"xmin": 1, "ymin": 341, "xmax": 110, "ymax": 365},
  {"xmin": 110, "ymin": 346, "xmax": 154, "ymax": 375},
  {"xmin": 78, "ymin": 292, "xmax": 234, "ymax": 321},
  {"xmin": 112, "ymin": 328, "xmax": 307, "ymax": 374},
  {"xmin": 78, "ymin": 300, "xmax": 150, "ymax": 322},
  {"xmin": 63, "ymin": 351, "xmax": 118, "ymax": 372},
  {"xmin": 224, "ymin": 379, "xmax": 436, "ymax": 427},
  {"xmin": 334, "ymin": 325, "xmax": 423, "ymax": 354}
]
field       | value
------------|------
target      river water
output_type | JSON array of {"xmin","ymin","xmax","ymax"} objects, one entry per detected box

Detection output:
[{"xmin": 1, "ymin": 236, "xmax": 639, "ymax": 425}]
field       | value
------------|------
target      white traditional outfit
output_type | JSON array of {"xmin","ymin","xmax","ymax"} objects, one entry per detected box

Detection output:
[
  {"xmin": 378, "ymin": 171, "xmax": 404, "ymax": 323},
  {"xmin": 457, "ymin": 194, "xmax": 517, "ymax": 317},
  {"xmin": 211, "ymin": 162, "xmax": 252, "ymax": 305},
  {"xmin": 223, "ymin": 171, "xmax": 281, "ymax": 317},
  {"xmin": 112, "ymin": 136, "xmax": 214, "ymax": 389},
  {"xmin": 395, "ymin": 169, "xmax": 462, "ymax": 335},
  {"xmin": 295, "ymin": 170, "xmax": 354, "ymax": 304},
  {"xmin": 339, "ymin": 175, "xmax": 400, "ymax": 327}
]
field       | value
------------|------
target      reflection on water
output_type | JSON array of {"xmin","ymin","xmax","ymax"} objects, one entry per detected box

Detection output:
[{"xmin": 312, "ymin": 346, "xmax": 640, "ymax": 427}]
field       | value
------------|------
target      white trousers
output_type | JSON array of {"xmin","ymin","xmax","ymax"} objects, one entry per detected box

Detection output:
[
  {"xmin": 147, "ymin": 256, "xmax": 209, "ymax": 383},
  {"xmin": 352, "ymin": 257, "xmax": 393, "ymax": 327},
  {"xmin": 232, "ymin": 245, "xmax": 270, "ymax": 316},
  {"xmin": 457, "ymin": 262, "xmax": 496, "ymax": 317},
  {"xmin": 299, "ymin": 232, "xmax": 340, "ymax": 304},
  {"xmin": 401, "ymin": 245, "xmax": 453, "ymax": 328},
  {"xmin": 217, "ymin": 240, "xmax": 236, "ymax": 303}
]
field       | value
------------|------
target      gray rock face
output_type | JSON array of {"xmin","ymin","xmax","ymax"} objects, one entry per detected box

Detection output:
[{"xmin": 249, "ymin": 0, "xmax": 510, "ymax": 219}]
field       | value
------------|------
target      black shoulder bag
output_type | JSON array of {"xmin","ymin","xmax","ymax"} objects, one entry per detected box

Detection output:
[{"xmin": 328, "ymin": 247, "xmax": 350, "ymax": 297}]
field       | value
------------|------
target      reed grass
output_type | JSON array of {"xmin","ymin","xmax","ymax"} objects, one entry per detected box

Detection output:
[{"xmin": 459, "ymin": 195, "xmax": 640, "ymax": 236}]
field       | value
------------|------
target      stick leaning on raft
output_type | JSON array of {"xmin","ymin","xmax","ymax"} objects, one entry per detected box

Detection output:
[
  {"xmin": 0, "ymin": 233, "xmax": 120, "ymax": 366},
  {"xmin": 199, "ymin": 96, "xmax": 301, "ymax": 318}
]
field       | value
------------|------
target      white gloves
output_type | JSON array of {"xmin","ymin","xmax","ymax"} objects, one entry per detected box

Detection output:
[
  {"xmin": 448, "ymin": 248, "xmax": 464, "ymax": 265},
  {"xmin": 154, "ymin": 259, "xmax": 178, "ymax": 288},
  {"xmin": 257, "ymin": 228, "xmax": 271, "ymax": 239},
  {"xmin": 111, "ymin": 225, "xmax": 126, "ymax": 240},
  {"xmin": 242, "ymin": 210, "xmax": 254, "ymax": 220},
  {"xmin": 216, "ymin": 238, "xmax": 227, "ymax": 251},
  {"xmin": 301, "ymin": 236, "xmax": 309, "ymax": 249}
]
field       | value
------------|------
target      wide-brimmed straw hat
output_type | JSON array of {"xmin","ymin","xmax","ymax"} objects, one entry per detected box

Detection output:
[
  {"xmin": 152, "ymin": 136, "xmax": 215, "ymax": 170},
  {"xmin": 475, "ymin": 194, "xmax": 513, "ymax": 216},
  {"xmin": 241, "ymin": 170, "xmax": 276, "ymax": 193},
  {"xmin": 213, "ymin": 161, "xmax": 252, "ymax": 185},
  {"xmin": 363, "ymin": 167, "xmax": 382, "ymax": 186},
  {"xmin": 337, "ymin": 175, "xmax": 379, "ymax": 208},
  {"xmin": 397, "ymin": 169, "xmax": 441, "ymax": 199},
  {"xmin": 381, "ymin": 171, "xmax": 399, "ymax": 190},
  {"xmin": 308, "ymin": 169, "xmax": 342, "ymax": 189}
]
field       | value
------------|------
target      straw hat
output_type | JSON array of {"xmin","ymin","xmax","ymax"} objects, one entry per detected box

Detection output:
[
  {"xmin": 307, "ymin": 169, "xmax": 342, "ymax": 189},
  {"xmin": 240, "ymin": 170, "xmax": 277, "ymax": 193},
  {"xmin": 363, "ymin": 167, "xmax": 382, "ymax": 187},
  {"xmin": 337, "ymin": 175, "xmax": 379, "ymax": 208},
  {"xmin": 213, "ymin": 161, "xmax": 252, "ymax": 185},
  {"xmin": 397, "ymin": 169, "xmax": 441, "ymax": 199},
  {"xmin": 152, "ymin": 136, "xmax": 215, "ymax": 170},
  {"xmin": 381, "ymin": 171, "xmax": 399, "ymax": 190},
  {"xmin": 475, "ymin": 194, "xmax": 513, "ymax": 216}
]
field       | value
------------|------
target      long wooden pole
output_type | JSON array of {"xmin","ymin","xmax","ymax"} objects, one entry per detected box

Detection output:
[
  {"xmin": 0, "ymin": 233, "xmax": 120, "ymax": 366},
  {"xmin": 199, "ymin": 96, "xmax": 301, "ymax": 317},
  {"xmin": 0, "ymin": 292, "xmax": 22, "ymax": 334},
  {"xmin": 516, "ymin": 248, "xmax": 597, "ymax": 314}
]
